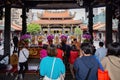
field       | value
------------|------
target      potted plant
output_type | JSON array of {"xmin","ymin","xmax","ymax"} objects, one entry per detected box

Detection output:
[
  {"xmin": 82, "ymin": 33, "xmax": 91, "ymax": 42},
  {"xmin": 20, "ymin": 34, "xmax": 31, "ymax": 46},
  {"xmin": 38, "ymin": 36, "xmax": 43, "ymax": 46}
]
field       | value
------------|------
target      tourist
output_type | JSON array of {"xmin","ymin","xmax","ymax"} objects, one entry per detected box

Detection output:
[
  {"xmin": 73, "ymin": 38, "xmax": 80, "ymax": 50},
  {"xmin": 7, "ymin": 44, "xmax": 18, "ymax": 76},
  {"xmin": 40, "ymin": 44, "xmax": 48, "ymax": 60},
  {"xmin": 95, "ymin": 41, "xmax": 107, "ymax": 61},
  {"xmin": 40, "ymin": 46, "xmax": 65, "ymax": 80},
  {"xmin": 69, "ymin": 45, "xmax": 79, "ymax": 79},
  {"xmin": 60, "ymin": 34, "xmax": 71, "ymax": 69},
  {"xmin": 73, "ymin": 38, "xmax": 83, "ymax": 56},
  {"xmin": 15, "ymin": 41, "xmax": 29, "ymax": 80},
  {"xmin": 74, "ymin": 42, "xmax": 99, "ymax": 80},
  {"xmin": 56, "ymin": 44, "xmax": 64, "ymax": 60},
  {"xmin": 13, "ymin": 35, "xmax": 19, "ymax": 52},
  {"xmin": 101, "ymin": 42, "xmax": 120, "ymax": 80}
]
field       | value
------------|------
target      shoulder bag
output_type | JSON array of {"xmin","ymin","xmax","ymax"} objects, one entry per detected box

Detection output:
[{"xmin": 22, "ymin": 51, "xmax": 28, "ymax": 59}]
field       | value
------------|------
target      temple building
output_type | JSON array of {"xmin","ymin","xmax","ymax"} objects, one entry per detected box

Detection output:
[{"xmin": 32, "ymin": 10, "xmax": 82, "ymax": 34}]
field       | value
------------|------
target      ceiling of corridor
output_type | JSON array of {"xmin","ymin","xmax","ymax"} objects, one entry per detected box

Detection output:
[{"xmin": 0, "ymin": 0, "xmax": 106, "ymax": 9}]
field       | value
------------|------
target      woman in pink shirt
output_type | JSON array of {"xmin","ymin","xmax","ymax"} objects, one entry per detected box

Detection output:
[{"xmin": 40, "ymin": 44, "xmax": 48, "ymax": 59}]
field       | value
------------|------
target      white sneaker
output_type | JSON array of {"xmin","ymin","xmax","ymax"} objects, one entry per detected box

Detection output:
[
  {"xmin": 5, "ymin": 72, "xmax": 9, "ymax": 76},
  {"xmin": 10, "ymin": 73, "xmax": 14, "ymax": 76},
  {"xmin": 14, "ymin": 75, "xmax": 18, "ymax": 80},
  {"xmin": 19, "ymin": 74, "xmax": 23, "ymax": 79}
]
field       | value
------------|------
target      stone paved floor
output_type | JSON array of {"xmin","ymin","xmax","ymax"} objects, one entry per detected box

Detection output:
[
  {"xmin": 0, "ymin": 58, "xmax": 73, "ymax": 80},
  {"xmin": 0, "ymin": 72, "xmax": 73, "ymax": 80}
]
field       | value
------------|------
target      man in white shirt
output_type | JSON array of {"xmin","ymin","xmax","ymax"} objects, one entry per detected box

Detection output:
[{"xmin": 95, "ymin": 42, "xmax": 107, "ymax": 61}]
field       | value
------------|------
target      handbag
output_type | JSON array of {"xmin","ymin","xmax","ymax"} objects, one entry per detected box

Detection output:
[
  {"xmin": 98, "ymin": 69, "xmax": 110, "ymax": 80},
  {"xmin": 10, "ymin": 53, "xmax": 18, "ymax": 65},
  {"xmin": 94, "ymin": 55, "xmax": 110, "ymax": 80}
]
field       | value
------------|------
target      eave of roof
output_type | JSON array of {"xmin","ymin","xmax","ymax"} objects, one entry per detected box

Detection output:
[
  {"xmin": 0, "ymin": 23, "xmax": 22, "ymax": 31},
  {"xmin": 11, "ymin": 23, "xmax": 22, "ymax": 31},
  {"xmin": 32, "ymin": 20, "xmax": 82, "ymax": 25}
]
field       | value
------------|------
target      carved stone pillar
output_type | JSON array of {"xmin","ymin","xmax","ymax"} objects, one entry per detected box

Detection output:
[
  {"xmin": 105, "ymin": 1, "xmax": 112, "ymax": 46},
  {"xmin": 118, "ymin": 18, "xmax": 120, "ymax": 42},
  {"xmin": 4, "ymin": 1, "xmax": 11, "ymax": 62},
  {"xmin": 21, "ymin": 3, "xmax": 27, "ymax": 35},
  {"xmin": 71, "ymin": 25, "xmax": 73, "ymax": 34},
  {"xmin": 88, "ymin": 6, "xmax": 94, "ymax": 44},
  {"xmin": 48, "ymin": 25, "xmax": 50, "ymax": 34},
  {"xmin": 62, "ymin": 25, "xmax": 65, "ymax": 34}
]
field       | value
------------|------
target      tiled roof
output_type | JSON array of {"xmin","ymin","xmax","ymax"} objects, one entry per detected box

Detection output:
[
  {"xmin": 0, "ymin": 23, "xmax": 22, "ymax": 31},
  {"xmin": 80, "ymin": 23, "xmax": 105, "ymax": 30},
  {"xmin": 33, "ymin": 20, "xmax": 82, "ymax": 25},
  {"xmin": 11, "ymin": 23, "xmax": 22, "ymax": 31},
  {"xmin": 41, "ymin": 10, "xmax": 73, "ymax": 18}
]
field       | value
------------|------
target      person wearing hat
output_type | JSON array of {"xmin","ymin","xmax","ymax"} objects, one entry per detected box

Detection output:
[
  {"xmin": 60, "ymin": 34, "xmax": 71, "ymax": 70},
  {"xmin": 47, "ymin": 34, "xmax": 55, "ymax": 47}
]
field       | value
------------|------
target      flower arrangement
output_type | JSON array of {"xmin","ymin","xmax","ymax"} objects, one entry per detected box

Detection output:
[
  {"xmin": 20, "ymin": 34, "xmax": 31, "ymax": 42},
  {"xmin": 47, "ymin": 34, "xmax": 54, "ymax": 40},
  {"xmin": 70, "ymin": 35, "xmax": 76, "ymax": 39},
  {"xmin": 38, "ymin": 36, "xmax": 43, "ymax": 42},
  {"xmin": 60, "ymin": 34, "xmax": 68, "ymax": 40},
  {"xmin": 82, "ymin": 33, "xmax": 91, "ymax": 42},
  {"xmin": 82, "ymin": 33, "xmax": 91, "ymax": 39}
]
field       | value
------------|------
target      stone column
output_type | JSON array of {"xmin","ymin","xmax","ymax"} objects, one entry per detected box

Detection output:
[
  {"xmin": 62, "ymin": 25, "xmax": 65, "ymax": 34},
  {"xmin": 48, "ymin": 25, "xmax": 50, "ymax": 34},
  {"xmin": 71, "ymin": 25, "xmax": 73, "ymax": 34},
  {"xmin": 118, "ymin": 18, "xmax": 120, "ymax": 43},
  {"xmin": 21, "ymin": 3, "xmax": 27, "ymax": 35},
  {"xmin": 4, "ymin": 1, "xmax": 11, "ymax": 61},
  {"xmin": 88, "ymin": 6, "xmax": 94, "ymax": 44},
  {"xmin": 105, "ymin": 1, "xmax": 113, "ymax": 46}
]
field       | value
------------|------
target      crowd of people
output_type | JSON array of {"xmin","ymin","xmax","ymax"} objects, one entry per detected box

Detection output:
[
  {"xmin": 39, "ymin": 34, "xmax": 120, "ymax": 80},
  {"xmin": 0, "ymin": 34, "xmax": 120, "ymax": 80}
]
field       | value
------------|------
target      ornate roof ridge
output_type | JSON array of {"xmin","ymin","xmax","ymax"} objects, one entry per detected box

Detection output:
[{"xmin": 44, "ymin": 10, "xmax": 68, "ymax": 13}]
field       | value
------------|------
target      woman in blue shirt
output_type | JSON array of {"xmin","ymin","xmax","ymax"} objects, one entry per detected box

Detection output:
[{"xmin": 40, "ymin": 46, "xmax": 65, "ymax": 80}]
